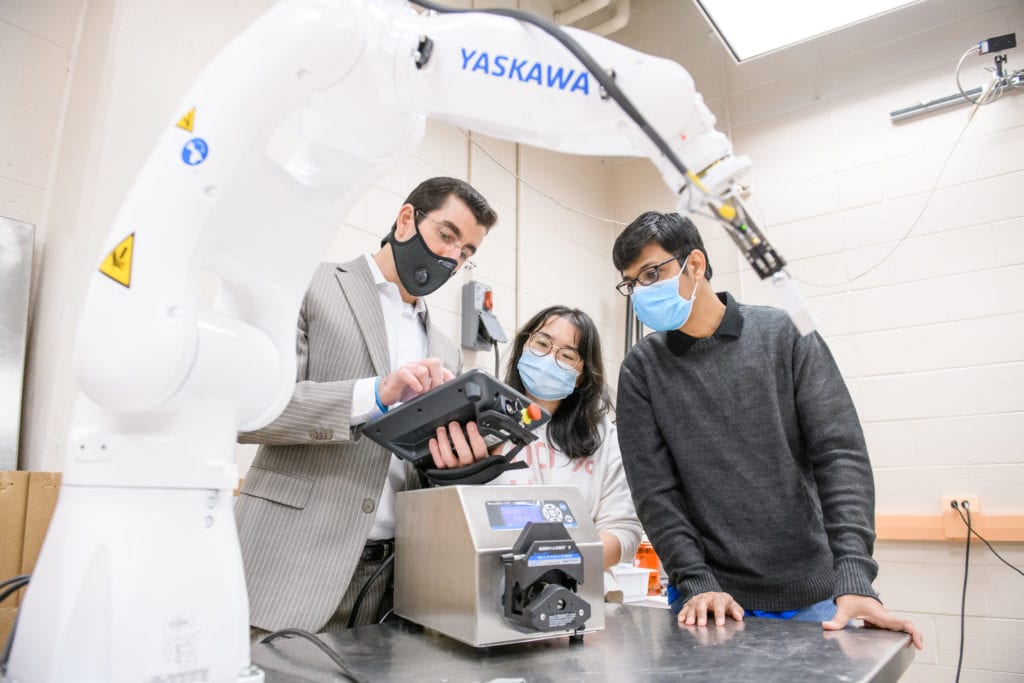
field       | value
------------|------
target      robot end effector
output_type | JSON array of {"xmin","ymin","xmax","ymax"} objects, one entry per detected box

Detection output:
[{"xmin": 647, "ymin": 89, "xmax": 814, "ymax": 335}]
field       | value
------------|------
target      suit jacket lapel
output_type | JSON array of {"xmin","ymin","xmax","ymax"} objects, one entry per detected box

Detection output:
[{"xmin": 335, "ymin": 257, "xmax": 390, "ymax": 376}]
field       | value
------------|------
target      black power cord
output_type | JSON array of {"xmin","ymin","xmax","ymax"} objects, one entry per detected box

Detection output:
[
  {"xmin": 0, "ymin": 574, "xmax": 30, "ymax": 676},
  {"xmin": 949, "ymin": 500, "xmax": 1024, "ymax": 683},
  {"xmin": 346, "ymin": 553, "xmax": 396, "ymax": 629},
  {"xmin": 952, "ymin": 500, "xmax": 971, "ymax": 683},
  {"xmin": 0, "ymin": 578, "xmax": 30, "ymax": 606},
  {"xmin": 260, "ymin": 628, "xmax": 366, "ymax": 683},
  {"xmin": 0, "ymin": 575, "xmax": 31, "ymax": 593},
  {"xmin": 952, "ymin": 503, "xmax": 1024, "ymax": 578}
]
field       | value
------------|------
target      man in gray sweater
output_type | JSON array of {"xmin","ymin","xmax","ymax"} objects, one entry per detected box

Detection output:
[{"xmin": 612, "ymin": 211, "xmax": 921, "ymax": 648}]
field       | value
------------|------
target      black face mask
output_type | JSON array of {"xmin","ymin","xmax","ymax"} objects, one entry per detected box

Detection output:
[{"xmin": 388, "ymin": 221, "xmax": 458, "ymax": 297}]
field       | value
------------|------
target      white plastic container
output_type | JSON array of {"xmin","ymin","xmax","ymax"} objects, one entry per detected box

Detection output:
[{"xmin": 611, "ymin": 564, "xmax": 657, "ymax": 603}]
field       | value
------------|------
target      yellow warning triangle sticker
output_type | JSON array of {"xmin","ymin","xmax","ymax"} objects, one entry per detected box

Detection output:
[
  {"xmin": 99, "ymin": 233, "xmax": 134, "ymax": 288},
  {"xmin": 175, "ymin": 107, "xmax": 195, "ymax": 133}
]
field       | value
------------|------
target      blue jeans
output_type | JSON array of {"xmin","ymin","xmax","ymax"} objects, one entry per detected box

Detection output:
[
  {"xmin": 746, "ymin": 598, "xmax": 837, "ymax": 622},
  {"xmin": 669, "ymin": 586, "xmax": 837, "ymax": 623}
]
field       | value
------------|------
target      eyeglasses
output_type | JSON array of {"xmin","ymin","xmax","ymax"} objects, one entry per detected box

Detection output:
[
  {"xmin": 615, "ymin": 255, "xmax": 682, "ymax": 296},
  {"xmin": 415, "ymin": 209, "xmax": 477, "ymax": 270},
  {"xmin": 526, "ymin": 333, "xmax": 582, "ymax": 371}
]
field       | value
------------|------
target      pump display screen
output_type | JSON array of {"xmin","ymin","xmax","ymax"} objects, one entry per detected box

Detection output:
[
  {"xmin": 485, "ymin": 499, "xmax": 578, "ymax": 530},
  {"xmin": 499, "ymin": 504, "xmax": 544, "ymax": 527}
]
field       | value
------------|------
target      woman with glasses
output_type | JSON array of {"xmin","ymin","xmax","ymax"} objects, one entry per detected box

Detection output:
[{"xmin": 490, "ymin": 305, "xmax": 643, "ymax": 600}]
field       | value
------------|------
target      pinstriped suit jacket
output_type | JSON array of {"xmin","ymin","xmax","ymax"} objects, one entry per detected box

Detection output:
[{"xmin": 234, "ymin": 257, "xmax": 461, "ymax": 633}]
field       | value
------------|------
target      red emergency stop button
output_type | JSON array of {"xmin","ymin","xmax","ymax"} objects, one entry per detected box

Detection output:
[{"xmin": 526, "ymin": 404, "xmax": 542, "ymax": 421}]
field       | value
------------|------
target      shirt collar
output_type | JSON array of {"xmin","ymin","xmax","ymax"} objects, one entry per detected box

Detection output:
[
  {"xmin": 364, "ymin": 254, "xmax": 427, "ymax": 318},
  {"xmin": 666, "ymin": 291, "xmax": 744, "ymax": 356}
]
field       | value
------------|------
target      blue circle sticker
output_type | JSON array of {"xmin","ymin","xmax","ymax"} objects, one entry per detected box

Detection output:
[{"xmin": 181, "ymin": 138, "xmax": 209, "ymax": 166}]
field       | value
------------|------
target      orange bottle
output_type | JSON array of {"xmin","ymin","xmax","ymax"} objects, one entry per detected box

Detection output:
[{"xmin": 635, "ymin": 541, "xmax": 662, "ymax": 595}]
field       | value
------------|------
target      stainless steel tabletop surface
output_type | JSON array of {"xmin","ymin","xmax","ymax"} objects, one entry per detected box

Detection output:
[{"xmin": 251, "ymin": 603, "xmax": 914, "ymax": 682}]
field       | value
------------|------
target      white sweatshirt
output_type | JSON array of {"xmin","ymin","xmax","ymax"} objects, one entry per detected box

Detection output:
[{"xmin": 490, "ymin": 415, "xmax": 643, "ymax": 572}]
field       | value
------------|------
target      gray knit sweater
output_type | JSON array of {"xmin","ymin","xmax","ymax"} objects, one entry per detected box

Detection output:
[{"xmin": 616, "ymin": 293, "xmax": 878, "ymax": 611}]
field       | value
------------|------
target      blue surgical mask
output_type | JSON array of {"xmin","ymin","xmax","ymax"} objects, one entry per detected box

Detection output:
[
  {"xmin": 517, "ymin": 351, "xmax": 579, "ymax": 401},
  {"xmin": 631, "ymin": 270, "xmax": 698, "ymax": 332}
]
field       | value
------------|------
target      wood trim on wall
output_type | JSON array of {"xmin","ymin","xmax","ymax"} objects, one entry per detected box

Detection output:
[{"xmin": 876, "ymin": 511, "xmax": 1024, "ymax": 542}]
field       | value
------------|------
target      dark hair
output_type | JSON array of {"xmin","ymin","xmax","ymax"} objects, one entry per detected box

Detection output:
[
  {"xmin": 611, "ymin": 211, "xmax": 712, "ymax": 280},
  {"xmin": 505, "ymin": 306, "xmax": 612, "ymax": 459},
  {"xmin": 385, "ymin": 176, "xmax": 498, "ymax": 243}
]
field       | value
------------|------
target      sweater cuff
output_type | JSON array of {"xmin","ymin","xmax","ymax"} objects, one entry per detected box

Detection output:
[
  {"xmin": 678, "ymin": 573, "xmax": 723, "ymax": 604},
  {"xmin": 833, "ymin": 558, "xmax": 879, "ymax": 601}
]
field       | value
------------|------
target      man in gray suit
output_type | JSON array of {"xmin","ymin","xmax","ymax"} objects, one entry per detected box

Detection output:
[{"xmin": 236, "ymin": 177, "xmax": 498, "ymax": 635}]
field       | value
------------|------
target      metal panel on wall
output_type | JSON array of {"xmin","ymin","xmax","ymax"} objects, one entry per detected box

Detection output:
[{"xmin": 0, "ymin": 217, "xmax": 34, "ymax": 470}]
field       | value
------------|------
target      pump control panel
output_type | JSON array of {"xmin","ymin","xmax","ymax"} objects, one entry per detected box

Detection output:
[{"xmin": 462, "ymin": 281, "xmax": 507, "ymax": 350}]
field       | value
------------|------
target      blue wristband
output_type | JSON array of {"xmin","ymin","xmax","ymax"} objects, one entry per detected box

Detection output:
[{"xmin": 374, "ymin": 376, "xmax": 389, "ymax": 414}]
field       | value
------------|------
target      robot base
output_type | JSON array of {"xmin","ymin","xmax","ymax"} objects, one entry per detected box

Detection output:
[{"xmin": 5, "ymin": 485, "xmax": 260, "ymax": 683}]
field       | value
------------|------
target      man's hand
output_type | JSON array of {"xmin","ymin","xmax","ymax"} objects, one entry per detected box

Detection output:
[
  {"xmin": 378, "ymin": 358, "xmax": 453, "ymax": 406},
  {"xmin": 679, "ymin": 591, "xmax": 744, "ymax": 627},
  {"xmin": 824, "ymin": 595, "xmax": 924, "ymax": 650},
  {"xmin": 679, "ymin": 619, "xmax": 745, "ymax": 645},
  {"xmin": 428, "ymin": 421, "xmax": 491, "ymax": 469}
]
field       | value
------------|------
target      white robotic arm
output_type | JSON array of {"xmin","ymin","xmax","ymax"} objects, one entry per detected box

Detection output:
[
  {"xmin": 406, "ymin": 4, "xmax": 813, "ymax": 331},
  {"xmin": 7, "ymin": 2, "xmax": 805, "ymax": 681},
  {"xmin": 409, "ymin": 7, "xmax": 746, "ymax": 200}
]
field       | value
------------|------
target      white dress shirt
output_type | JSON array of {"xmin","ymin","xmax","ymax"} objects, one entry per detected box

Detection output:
[{"xmin": 353, "ymin": 254, "xmax": 428, "ymax": 540}]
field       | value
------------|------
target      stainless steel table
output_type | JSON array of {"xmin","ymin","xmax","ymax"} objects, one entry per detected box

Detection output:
[{"xmin": 251, "ymin": 604, "xmax": 914, "ymax": 682}]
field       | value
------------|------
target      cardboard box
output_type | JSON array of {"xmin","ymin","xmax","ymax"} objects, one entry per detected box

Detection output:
[
  {"xmin": 20, "ymin": 472, "xmax": 62, "ymax": 577},
  {"xmin": 0, "ymin": 472, "xmax": 62, "ymax": 651},
  {"xmin": 0, "ymin": 471, "xmax": 30, "ymax": 606}
]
